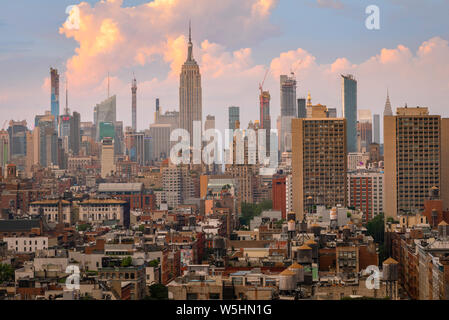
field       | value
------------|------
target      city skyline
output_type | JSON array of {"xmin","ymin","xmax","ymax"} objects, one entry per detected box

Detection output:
[{"xmin": 0, "ymin": 1, "xmax": 449, "ymax": 141}]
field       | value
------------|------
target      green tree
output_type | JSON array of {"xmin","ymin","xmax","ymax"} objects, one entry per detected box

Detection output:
[
  {"xmin": 0, "ymin": 263, "xmax": 14, "ymax": 283},
  {"xmin": 366, "ymin": 213, "xmax": 385, "ymax": 243},
  {"xmin": 145, "ymin": 284, "xmax": 168, "ymax": 300},
  {"xmin": 366, "ymin": 213, "xmax": 387, "ymax": 263},
  {"xmin": 239, "ymin": 200, "xmax": 273, "ymax": 226},
  {"xmin": 121, "ymin": 256, "xmax": 133, "ymax": 267},
  {"xmin": 148, "ymin": 259, "xmax": 159, "ymax": 268}
]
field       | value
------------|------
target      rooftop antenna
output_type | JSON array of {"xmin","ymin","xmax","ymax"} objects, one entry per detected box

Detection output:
[{"xmin": 65, "ymin": 77, "xmax": 69, "ymax": 115}]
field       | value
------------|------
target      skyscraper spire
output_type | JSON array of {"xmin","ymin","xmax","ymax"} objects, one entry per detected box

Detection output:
[
  {"xmin": 307, "ymin": 91, "xmax": 312, "ymax": 107},
  {"xmin": 131, "ymin": 73, "xmax": 137, "ymax": 132},
  {"xmin": 187, "ymin": 20, "xmax": 194, "ymax": 62},
  {"xmin": 189, "ymin": 20, "xmax": 192, "ymax": 43},
  {"xmin": 384, "ymin": 88, "xmax": 393, "ymax": 116}
]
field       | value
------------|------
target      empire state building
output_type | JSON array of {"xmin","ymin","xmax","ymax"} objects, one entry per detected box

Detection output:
[{"xmin": 179, "ymin": 23, "xmax": 202, "ymax": 144}]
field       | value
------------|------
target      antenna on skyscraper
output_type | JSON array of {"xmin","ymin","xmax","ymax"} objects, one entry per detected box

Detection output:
[{"xmin": 65, "ymin": 77, "xmax": 69, "ymax": 115}]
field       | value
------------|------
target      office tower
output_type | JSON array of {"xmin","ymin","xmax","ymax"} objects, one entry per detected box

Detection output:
[
  {"xmin": 99, "ymin": 122, "xmax": 115, "ymax": 141},
  {"xmin": 58, "ymin": 111, "xmax": 80, "ymax": 156},
  {"xmin": 114, "ymin": 121, "xmax": 124, "ymax": 156},
  {"xmin": 50, "ymin": 68, "xmax": 60, "ymax": 128},
  {"xmin": 143, "ymin": 131, "xmax": 152, "ymax": 166},
  {"xmin": 327, "ymin": 108, "xmax": 337, "ymax": 118},
  {"xmin": 384, "ymin": 107, "xmax": 449, "ymax": 218},
  {"xmin": 342, "ymin": 74, "xmax": 357, "ymax": 153},
  {"xmin": 80, "ymin": 122, "xmax": 96, "ymax": 141},
  {"xmin": 131, "ymin": 76, "xmax": 137, "ymax": 132},
  {"xmin": 348, "ymin": 171, "xmax": 384, "ymax": 222},
  {"xmin": 357, "ymin": 109, "xmax": 373, "ymax": 152},
  {"xmin": 292, "ymin": 105, "xmax": 347, "ymax": 221},
  {"xmin": 384, "ymin": 90, "xmax": 393, "ymax": 116},
  {"xmin": 179, "ymin": 23, "xmax": 202, "ymax": 145},
  {"xmin": 7, "ymin": 120, "xmax": 27, "ymax": 158},
  {"xmin": 228, "ymin": 106, "xmax": 240, "ymax": 130},
  {"xmin": 36, "ymin": 112, "xmax": 58, "ymax": 167},
  {"xmin": 101, "ymin": 138, "xmax": 115, "ymax": 178},
  {"xmin": 297, "ymin": 98, "xmax": 306, "ymax": 119},
  {"xmin": 259, "ymin": 90, "xmax": 271, "ymax": 155},
  {"xmin": 94, "ymin": 95, "xmax": 116, "ymax": 141},
  {"xmin": 150, "ymin": 100, "xmax": 179, "ymax": 162},
  {"xmin": 373, "ymin": 114, "xmax": 380, "ymax": 144},
  {"xmin": 0, "ymin": 130, "xmax": 9, "ymax": 170},
  {"xmin": 205, "ymin": 115, "xmax": 215, "ymax": 131},
  {"xmin": 124, "ymin": 128, "xmax": 145, "ymax": 165},
  {"xmin": 149, "ymin": 124, "xmax": 172, "ymax": 161}
]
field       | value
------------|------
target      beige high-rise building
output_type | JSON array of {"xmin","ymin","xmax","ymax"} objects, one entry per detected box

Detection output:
[
  {"xmin": 384, "ymin": 106, "xmax": 449, "ymax": 218},
  {"xmin": 179, "ymin": 23, "xmax": 202, "ymax": 145},
  {"xmin": 292, "ymin": 105, "xmax": 347, "ymax": 221},
  {"xmin": 101, "ymin": 138, "xmax": 115, "ymax": 178}
]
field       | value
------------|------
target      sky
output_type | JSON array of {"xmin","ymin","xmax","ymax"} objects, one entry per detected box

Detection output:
[{"xmin": 0, "ymin": 0, "xmax": 448, "ymax": 140}]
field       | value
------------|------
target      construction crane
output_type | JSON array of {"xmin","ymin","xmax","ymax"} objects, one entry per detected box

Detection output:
[
  {"xmin": 290, "ymin": 59, "xmax": 302, "ymax": 78},
  {"xmin": 259, "ymin": 68, "xmax": 270, "ymax": 94}
]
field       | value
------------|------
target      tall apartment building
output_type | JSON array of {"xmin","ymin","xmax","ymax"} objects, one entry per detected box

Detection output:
[
  {"xmin": 228, "ymin": 106, "xmax": 240, "ymax": 130},
  {"xmin": 279, "ymin": 73, "xmax": 297, "ymax": 154},
  {"xmin": 357, "ymin": 109, "xmax": 372, "ymax": 152},
  {"xmin": 259, "ymin": 90, "xmax": 271, "ymax": 155},
  {"xmin": 272, "ymin": 173, "xmax": 287, "ymax": 219},
  {"xmin": 384, "ymin": 106, "xmax": 449, "ymax": 218},
  {"xmin": 36, "ymin": 112, "xmax": 58, "ymax": 168},
  {"xmin": 373, "ymin": 114, "xmax": 380, "ymax": 144},
  {"xmin": 285, "ymin": 174, "xmax": 293, "ymax": 214},
  {"xmin": 297, "ymin": 98, "xmax": 306, "ymax": 119},
  {"xmin": 0, "ymin": 130, "xmax": 9, "ymax": 170},
  {"xmin": 342, "ymin": 74, "xmax": 357, "ymax": 153},
  {"xmin": 292, "ymin": 105, "xmax": 347, "ymax": 221},
  {"xmin": 7, "ymin": 120, "xmax": 27, "ymax": 158},
  {"xmin": 347, "ymin": 170, "xmax": 384, "ymax": 222},
  {"xmin": 162, "ymin": 164, "xmax": 182, "ymax": 209},
  {"xmin": 50, "ymin": 68, "xmax": 60, "ymax": 128},
  {"xmin": 101, "ymin": 138, "xmax": 115, "ymax": 178}
]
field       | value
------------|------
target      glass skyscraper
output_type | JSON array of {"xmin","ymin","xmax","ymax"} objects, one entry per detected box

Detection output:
[
  {"xmin": 228, "ymin": 106, "xmax": 240, "ymax": 130},
  {"xmin": 342, "ymin": 74, "xmax": 357, "ymax": 153},
  {"xmin": 50, "ymin": 68, "xmax": 60, "ymax": 128}
]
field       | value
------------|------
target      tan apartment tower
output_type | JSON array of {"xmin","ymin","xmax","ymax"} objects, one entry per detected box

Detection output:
[
  {"xmin": 179, "ymin": 22, "xmax": 202, "ymax": 146},
  {"xmin": 292, "ymin": 105, "xmax": 347, "ymax": 221},
  {"xmin": 384, "ymin": 106, "xmax": 449, "ymax": 218},
  {"xmin": 101, "ymin": 138, "xmax": 115, "ymax": 178}
]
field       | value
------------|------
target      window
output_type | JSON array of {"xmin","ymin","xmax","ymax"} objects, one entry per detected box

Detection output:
[
  {"xmin": 186, "ymin": 293, "xmax": 198, "ymax": 300},
  {"xmin": 209, "ymin": 293, "xmax": 220, "ymax": 300}
]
